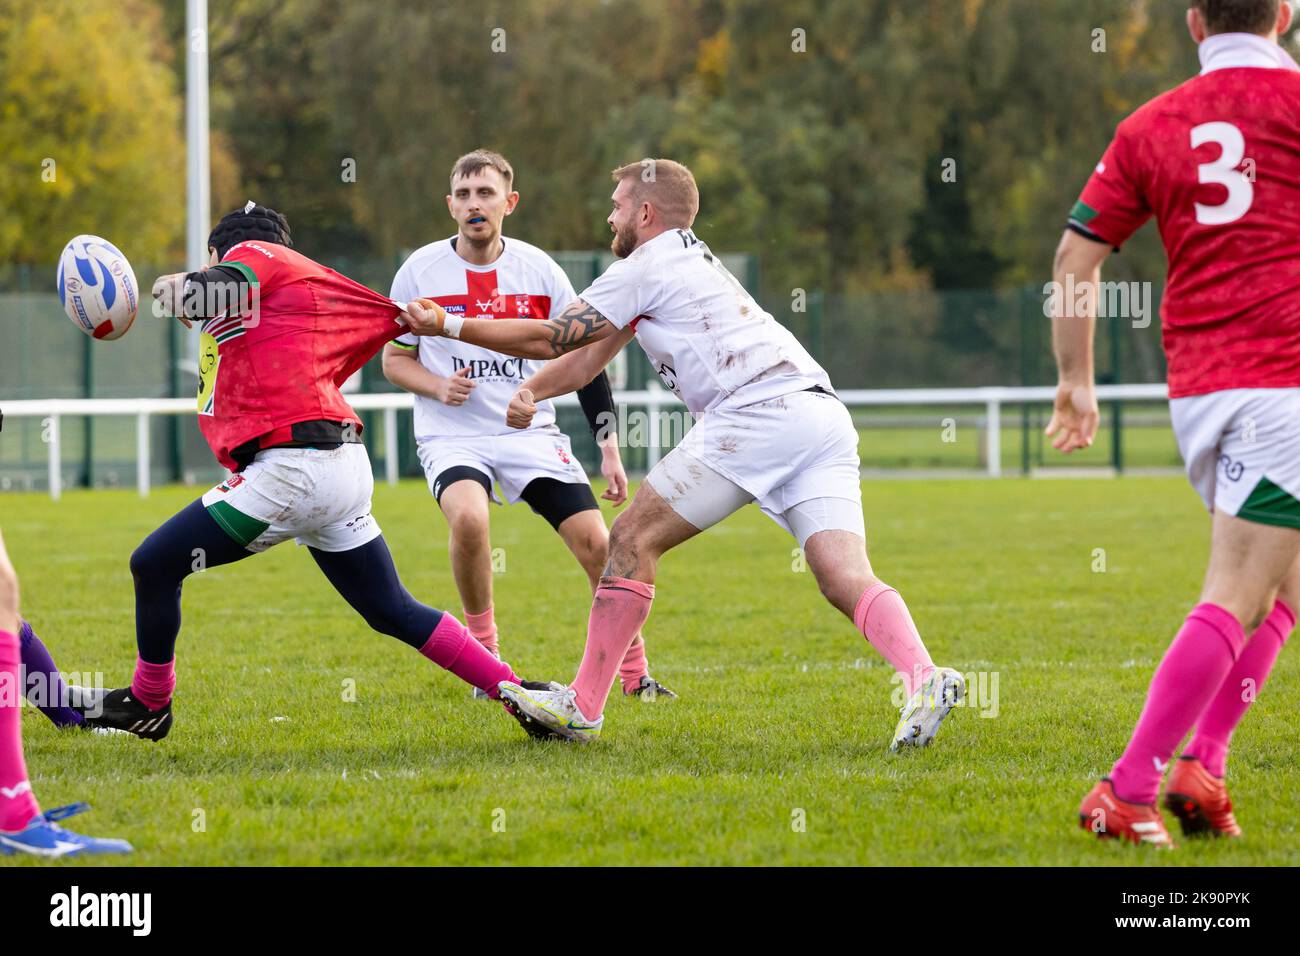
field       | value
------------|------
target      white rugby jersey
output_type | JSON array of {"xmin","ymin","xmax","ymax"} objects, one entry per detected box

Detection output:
[
  {"xmin": 391, "ymin": 236, "xmax": 578, "ymax": 439},
  {"xmin": 579, "ymin": 229, "xmax": 832, "ymax": 416}
]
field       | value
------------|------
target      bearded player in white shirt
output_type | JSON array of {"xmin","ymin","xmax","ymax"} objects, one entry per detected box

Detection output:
[
  {"xmin": 403, "ymin": 158, "xmax": 963, "ymax": 747},
  {"xmin": 383, "ymin": 150, "xmax": 674, "ymax": 701}
]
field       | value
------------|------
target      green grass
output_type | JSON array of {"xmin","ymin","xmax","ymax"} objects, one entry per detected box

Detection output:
[{"xmin": 0, "ymin": 476, "xmax": 1295, "ymax": 866}]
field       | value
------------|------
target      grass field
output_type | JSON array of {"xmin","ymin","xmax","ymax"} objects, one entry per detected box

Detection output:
[{"xmin": 0, "ymin": 475, "xmax": 1296, "ymax": 866}]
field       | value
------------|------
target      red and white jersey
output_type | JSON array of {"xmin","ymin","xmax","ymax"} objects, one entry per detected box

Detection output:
[
  {"xmin": 579, "ymin": 229, "xmax": 832, "ymax": 416},
  {"xmin": 1069, "ymin": 33, "xmax": 1300, "ymax": 399},
  {"xmin": 202, "ymin": 241, "xmax": 405, "ymax": 472},
  {"xmin": 391, "ymin": 237, "xmax": 578, "ymax": 438}
]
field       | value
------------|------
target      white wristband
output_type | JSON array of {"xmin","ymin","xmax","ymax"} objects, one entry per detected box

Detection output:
[{"xmin": 442, "ymin": 313, "xmax": 465, "ymax": 338}]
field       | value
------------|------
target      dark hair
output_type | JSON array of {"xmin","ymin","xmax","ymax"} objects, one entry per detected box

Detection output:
[
  {"xmin": 1191, "ymin": 0, "xmax": 1282, "ymax": 35},
  {"xmin": 207, "ymin": 203, "xmax": 292, "ymax": 260},
  {"xmin": 450, "ymin": 149, "xmax": 514, "ymax": 190}
]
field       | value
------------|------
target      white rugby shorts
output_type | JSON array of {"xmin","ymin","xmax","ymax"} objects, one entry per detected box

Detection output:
[
  {"xmin": 1171, "ymin": 387, "xmax": 1300, "ymax": 528},
  {"xmin": 201, "ymin": 443, "xmax": 381, "ymax": 552}
]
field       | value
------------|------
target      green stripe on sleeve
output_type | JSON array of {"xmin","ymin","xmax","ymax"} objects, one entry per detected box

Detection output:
[
  {"xmin": 1068, "ymin": 199, "xmax": 1099, "ymax": 225},
  {"xmin": 206, "ymin": 499, "xmax": 269, "ymax": 548},
  {"xmin": 223, "ymin": 260, "xmax": 260, "ymax": 287},
  {"xmin": 391, "ymin": 339, "xmax": 419, "ymax": 351}
]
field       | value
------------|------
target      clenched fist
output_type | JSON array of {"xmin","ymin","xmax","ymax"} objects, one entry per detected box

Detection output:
[
  {"xmin": 507, "ymin": 387, "xmax": 538, "ymax": 429},
  {"xmin": 402, "ymin": 297, "xmax": 451, "ymax": 336}
]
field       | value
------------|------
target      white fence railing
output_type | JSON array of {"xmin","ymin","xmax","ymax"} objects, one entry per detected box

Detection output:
[{"xmin": 1, "ymin": 384, "xmax": 1169, "ymax": 499}]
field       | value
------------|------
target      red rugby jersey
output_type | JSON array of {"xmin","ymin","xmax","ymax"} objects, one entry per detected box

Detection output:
[
  {"xmin": 196, "ymin": 241, "xmax": 407, "ymax": 471},
  {"xmin": 1069, "ymin": 50, "xmax": 1300, "ymax": 398}
]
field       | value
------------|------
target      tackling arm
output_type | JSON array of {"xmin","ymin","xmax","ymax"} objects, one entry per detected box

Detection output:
[
  {"xmin": 1046, "ymin": 229, "xmax": 1113, "ymax": 453},
  {"xmin": 523, "ymin": 325, "xmax": 635, "ymax": 403},
  {"xmin": 402, "ymin": 298, "xmax": 619, "ymax": 359}
]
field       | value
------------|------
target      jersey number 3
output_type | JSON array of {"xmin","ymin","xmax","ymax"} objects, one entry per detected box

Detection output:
[{"xmin": 1191, "ymin": 122, "xmax": 1253, "ymax": 226}]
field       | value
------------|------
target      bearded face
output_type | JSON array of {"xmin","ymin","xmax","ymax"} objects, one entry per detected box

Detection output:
[{"xmin": 610, "ymin": 216, "xmax": 640, "ymax": 259}]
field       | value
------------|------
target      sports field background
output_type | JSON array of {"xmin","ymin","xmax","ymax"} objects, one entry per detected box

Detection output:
[{"xmin": 1, "ymin": 475, "xmax": 1294, "ymax": 866}]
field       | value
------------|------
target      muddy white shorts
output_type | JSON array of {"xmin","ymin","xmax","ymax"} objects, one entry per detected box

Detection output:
[
  {"xmin": 201, "ymin": 443, "xmax": 382, "ymax": 552},
  {"xmin": 1170, "ymin": 387, "xmax": 1300, "ymax": 528},
  {"xmin": 645, "ymin": 389, "xmax": 865, "ymax": 545},
  {"xmin": 416, "ymin": 424, "xmax": 590, "ymax": 505}
]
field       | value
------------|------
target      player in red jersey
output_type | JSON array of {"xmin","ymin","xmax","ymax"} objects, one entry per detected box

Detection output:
[
  {"xmin": 1049, "ymin": 0, "xmax": 1300, "ymax": 846},
  {"xmin": 81, "ymin": 204, "xmax": 548, "ymax": 739}
]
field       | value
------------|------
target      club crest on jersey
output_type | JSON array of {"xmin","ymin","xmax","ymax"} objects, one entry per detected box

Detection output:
[{"xmin": 216, "ymin": 474, "xmax": 246, "ymax": 494}]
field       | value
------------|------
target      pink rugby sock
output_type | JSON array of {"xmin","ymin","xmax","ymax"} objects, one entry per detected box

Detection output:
[
  {"xmin": 1110, "ymin": 603, "xmax": 1246, "ymax": 804},
  {"xmin": 572, "ymin": 577, "xmax": 654, "ymax": 719},
  {"xmin": 619, "ymin": 635, "xmax": 649, "ymax": 694},
  {"xmin": 420, "ymin": 613, "xmax": 516, "ymax": 699},
  {"xmin": 1185, "ymin": 599, "xmax": 1294, "ymax": 778},
  {"xmin": 130, "ymin": 657, "xmax": 175, "ymax": 711},
  {"xmin": 465, "ymin": 606, "xmax": 499, "ymax": 657},
  {"xmin": 854, "ymin": 582, "xmax": 935, "ymax": 697},
  {"xmin": 0, "ymin": 629, "xmax": 41, "ymax": 831}
]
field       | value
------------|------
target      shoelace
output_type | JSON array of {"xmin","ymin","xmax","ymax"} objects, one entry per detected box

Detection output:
[{"xmin": 42, "ymin": 803, "xmax": 91, "ymax": 823}]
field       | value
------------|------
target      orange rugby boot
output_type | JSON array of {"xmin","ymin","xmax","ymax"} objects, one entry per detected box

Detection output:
[
  {"xmin": 1078, "ymin": 778, "xmax": 1175, "ymax": 848},
  {"xmin": 1164, "ymin": 755, "xmax": 1242, "ymax": 838}
]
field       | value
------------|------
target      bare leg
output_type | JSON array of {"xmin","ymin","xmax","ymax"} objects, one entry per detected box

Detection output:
[
  {"xmin": 439, "ymin": 480, "xmax": 494, "ymax": 615},
  {"xmin": 804, "ymin": 527, "xmax": 938, "ymax": 699}
]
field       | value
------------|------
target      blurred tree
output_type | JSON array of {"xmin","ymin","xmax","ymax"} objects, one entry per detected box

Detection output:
[
  {"xmin": 0, "ymin": 0, "xmax": 185, "ymax": 265},
  {"xmin": 5, "ymin": 0, "xmax": 1256, "ymax": 333}
]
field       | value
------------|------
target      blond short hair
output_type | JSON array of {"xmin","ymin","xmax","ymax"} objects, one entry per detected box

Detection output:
[{"xmin": 611, "ymin": 158, "xmax": 699, "ymax": 229}]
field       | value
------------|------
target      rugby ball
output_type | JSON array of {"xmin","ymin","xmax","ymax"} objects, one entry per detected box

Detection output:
[{"xmin": 56, "ymin": 235, "xmax": 139, "ymax": 340}]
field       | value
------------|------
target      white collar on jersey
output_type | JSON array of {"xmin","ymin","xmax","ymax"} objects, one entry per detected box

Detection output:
[{"xmin": 1199, "ymin": 32, "xmax": 1300, "ymax": 74}]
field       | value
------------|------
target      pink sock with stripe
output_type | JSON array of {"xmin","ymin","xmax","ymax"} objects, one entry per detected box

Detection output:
[
  {"xmin": 1185, "ymin": 599, "xmax": 1294, "ymax": 777},
  {"xmin": 854, "ymin": 582, "xmax": 935, "ymax": 697},
  {"xmin": 572, "ymin": 577, "xmax": 654, "ymax": 719},
  {"xmin": 131, "ymin": 657, "xmax": 176, "ymax": 711},
  {"xmin": 465, "ymin": 606, "xmax": 499, "ymax": 657},
  {"xmin": 1110, "ymin": 603, "xmax": 1246, "ymax": 804},
  {"xmin": 0, "ymin": 629, "xmax": 41, "ymax": 831},
  {"xmin": 420, "ymin": 613, "xmax": 516, "ymax": 698}
]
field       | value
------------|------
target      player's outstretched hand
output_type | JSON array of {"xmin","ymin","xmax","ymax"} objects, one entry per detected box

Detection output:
[
  {"xmin": 1045, "ymin": 381, "xmax": 1099, "ymax": 454},
  {"xmin": 599, "ymin": 442, "xmax": 628, "ymax": 506},
  {"xmin": 506, "ymin": 387, "xmax": 537, "ymax": 429},
  {"xmin": 402, "ymin": 297, "xmax": 449, "ymax": 336},
  {"xmin": 151, "ymin": 273, "xmax": 192, "ymax": 328},
  {"xmin": 437, "ymin": 366, "xmax": 475, "ymax": 406}
]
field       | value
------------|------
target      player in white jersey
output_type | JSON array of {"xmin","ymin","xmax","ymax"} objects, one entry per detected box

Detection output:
[
  {"xmin": 383, "ymin": 150, "xmax": 674, "ymax": 701},
  {"xmin": 403, "ymin": 158, "xmax": 964, "ymax": 746}
]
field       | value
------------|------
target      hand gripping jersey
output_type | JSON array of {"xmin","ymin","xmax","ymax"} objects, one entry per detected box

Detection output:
[
  {"xmin": 1068, "ymin": 33, "xmax": 1300, "ymax": 399},
  {"xmin": 200, "ymin": 241, "xmax": 407, "ymax": 471},
  {"xmin": 390, "ymin": 237, "xmax": 579, "ymax": 439},
  {"xmin": 578, "ymin": 229, "xmax": 833, "ymax": 415}
]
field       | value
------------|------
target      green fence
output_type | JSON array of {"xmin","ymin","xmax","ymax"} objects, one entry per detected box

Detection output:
[{"xmin": 1, "ymin": 255, "xmax": 1173, "ymax": 492}]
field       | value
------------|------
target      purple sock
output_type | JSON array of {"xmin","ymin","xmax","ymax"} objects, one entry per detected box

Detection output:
[{"xmin": 18, "ymin": 620, "xmax": 83, "ymax": 727}]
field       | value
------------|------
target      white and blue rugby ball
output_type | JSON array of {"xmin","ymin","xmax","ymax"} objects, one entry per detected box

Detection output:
[{"xmin": 56, "ymin": 235, "xmax": 139, "ymax": 340}]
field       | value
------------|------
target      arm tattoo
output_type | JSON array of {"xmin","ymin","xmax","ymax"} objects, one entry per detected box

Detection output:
[{"xmin": 545, "ymin": 301, "xmax": 611, "ymax": 357}]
